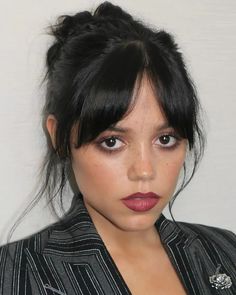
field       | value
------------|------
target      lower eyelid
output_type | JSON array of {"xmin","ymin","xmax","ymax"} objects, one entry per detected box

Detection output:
[
  {"xmin": 97, "ymin": 136, "xmax": 125, "ymax": 150},
  {"xmin": 155, "ymin": 136, "xmax": 180, "ymax": 147}
]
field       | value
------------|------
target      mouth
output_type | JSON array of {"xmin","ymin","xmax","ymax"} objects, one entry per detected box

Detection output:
[{"xmin": 121, "ymin": 192, "xmax": 160, "ymax": 212}]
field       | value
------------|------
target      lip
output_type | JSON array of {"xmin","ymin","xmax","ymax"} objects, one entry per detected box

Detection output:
[{"xmin": 121, "ymin": 192, "xmax": 160, "ymax": 212}]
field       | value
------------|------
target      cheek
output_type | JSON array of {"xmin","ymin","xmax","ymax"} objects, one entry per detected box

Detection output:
[
  {"xmin": 160, "ymin": 152, "xmax": 186, "ymax": 189},
  {"xmin": 72, "ymin": 153, "xmax": 122, "ymax": 195},
  {"xmin": 166, "ymin": 162, "xmax": 183, "ymax": 183}
]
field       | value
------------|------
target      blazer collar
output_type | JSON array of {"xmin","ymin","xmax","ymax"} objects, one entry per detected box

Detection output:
[
  {"xmin": 40, "ymin": 195, "xmax": 205, "ymax": 294},
  {"xmin": 26, "ymin": 195, "xmax": 233, "ymax": 295}
]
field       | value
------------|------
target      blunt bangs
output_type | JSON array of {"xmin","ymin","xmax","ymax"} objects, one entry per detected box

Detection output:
[
  {"xmin": 145, "ymin": 41, "xmax": 197, "ymax": 149},
  {"xmin": 74, "ymin": 41, "xmax": 147, "ymax": 147},
  {"xmin": 73, "ymin": 38, "xmax": 198, "ymax": 152}
]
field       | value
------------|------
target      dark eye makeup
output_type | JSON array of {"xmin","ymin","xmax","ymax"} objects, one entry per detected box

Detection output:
[{"xmin": 94, "ymin": 131, "xmax": 182, "ymax": 155}]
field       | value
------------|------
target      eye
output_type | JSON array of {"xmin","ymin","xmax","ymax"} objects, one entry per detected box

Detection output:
[
  {"xmin": 156, "ymin": 134, "xmax": 179, "ymax": 148},
  {"xmin": 99, "ymin": 136, "xmax": 124, "ymax": 151}
]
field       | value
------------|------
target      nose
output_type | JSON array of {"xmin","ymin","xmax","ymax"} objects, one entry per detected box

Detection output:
[{"xmin": 127, "ymin": 145, "xmax": 156, "ymax": 181}]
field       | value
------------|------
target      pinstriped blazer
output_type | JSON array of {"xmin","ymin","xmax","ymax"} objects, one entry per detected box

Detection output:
[{"xmin": 0, "ymin": 196, "xmax": 235, "ymax": 295}]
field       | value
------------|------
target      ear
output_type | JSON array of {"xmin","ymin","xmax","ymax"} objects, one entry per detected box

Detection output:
[{"xmin": 46, "ymin": 115, "xmax": 57, "ymax": 149}]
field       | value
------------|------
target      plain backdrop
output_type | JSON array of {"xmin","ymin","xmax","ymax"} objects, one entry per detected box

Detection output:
[{"xmin": 0, "ymin": 0, "xmax": 235, "ymax": 245}]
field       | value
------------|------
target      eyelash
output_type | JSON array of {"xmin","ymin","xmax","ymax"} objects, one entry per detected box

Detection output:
[
  {"xmin": 157, "ymin": 133, "xmax": 181, "ymax": 149},
  {"xmin": 95, "ymin": 136, "xmax": 124, "ymax": 154},
  {"xmin": 95, "ymin": 132, "xmax": 181, "ymax": 154}
]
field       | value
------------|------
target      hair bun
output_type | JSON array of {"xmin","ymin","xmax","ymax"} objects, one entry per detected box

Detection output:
[
  {"xmin": 46, "ymin": 2, "xmax": 132, "ymax": 73},
  {"xmin": 46, "ymin": 11, "xmax": 92, "ymax": 72},
  {"xmin": 94, "ymin": 1, "xmax": 132, "ymax": 21},
  {"xmin": 52, "ymin": 11, "xmax": 93, "ymax": 44}
]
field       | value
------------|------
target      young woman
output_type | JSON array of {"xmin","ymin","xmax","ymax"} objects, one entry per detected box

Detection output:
[{"xmin": 0, "ymin": 2, "xmax": 235, "ymax": 294}]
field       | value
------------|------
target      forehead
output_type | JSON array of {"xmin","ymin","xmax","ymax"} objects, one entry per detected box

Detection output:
[{"xmin": 116, "ymin": 76, "xmax": 167, "ymax": 128}]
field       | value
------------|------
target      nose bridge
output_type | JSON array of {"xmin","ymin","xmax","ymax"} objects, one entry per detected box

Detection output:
[{"xmin": 127, "ymin": 142, "xmax": 155, "ymax": 181}]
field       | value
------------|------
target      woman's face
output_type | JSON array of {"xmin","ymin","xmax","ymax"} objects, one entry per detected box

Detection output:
[{"xmin": 71, "ymin": 77, "xmax": 187, "ymax": 232}]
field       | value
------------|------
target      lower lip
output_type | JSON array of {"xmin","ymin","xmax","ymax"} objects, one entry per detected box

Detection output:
[{"xmin": 122, "ymin": 197, "xmax": 159, "ymax": 212}]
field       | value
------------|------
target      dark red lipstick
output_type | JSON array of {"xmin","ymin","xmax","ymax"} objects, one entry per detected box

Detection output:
[{"xmin": 121, "ymin": 192, "xmax": 160, "ymax": 212}]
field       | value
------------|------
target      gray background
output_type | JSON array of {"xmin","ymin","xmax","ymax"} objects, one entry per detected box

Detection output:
[{"xmin": 0, "ymin": 0, "xmax": 235, "ymax": 244}]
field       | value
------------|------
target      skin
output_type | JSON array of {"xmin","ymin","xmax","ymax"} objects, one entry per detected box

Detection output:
[{"xmin": 47, "ymin": 76, "xmax": 188, "ymax": 294}]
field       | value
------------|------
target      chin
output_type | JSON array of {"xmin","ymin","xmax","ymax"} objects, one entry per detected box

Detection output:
[{"xmin": 116, "ymin": 214, "xmax": 159, "ymax": 232}]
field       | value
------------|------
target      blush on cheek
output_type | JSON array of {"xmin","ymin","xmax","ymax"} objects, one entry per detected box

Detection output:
[
  {"xmin": 162, "ymin": 159, "xmax": 184, "ymax": 190},
  {"xmin": 73, "ymin": 158, "xmax": 113, "ymax": 190}
]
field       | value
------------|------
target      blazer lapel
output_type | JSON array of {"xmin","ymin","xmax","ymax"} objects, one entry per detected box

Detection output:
[
  {"xmin": 25, "ymin": 196, "xmax": 235, "ymax": 295},
  {"xmin": 25, "ymin": 196, "xmax": 131, "ymax": 295},
  {"xmin": 156, "ymin": 215, "xmax": 235, "ymax": 295}
]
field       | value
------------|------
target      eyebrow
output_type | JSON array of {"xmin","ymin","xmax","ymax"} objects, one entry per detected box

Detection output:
[{"xmin": 107, "ymin": 122, "xmax": 172, "ymax": 133}]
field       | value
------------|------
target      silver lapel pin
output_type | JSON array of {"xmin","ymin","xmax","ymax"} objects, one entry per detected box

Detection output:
[{"xmin": 209, "ymin": 264, "xmax": 232, "ymax": 290}]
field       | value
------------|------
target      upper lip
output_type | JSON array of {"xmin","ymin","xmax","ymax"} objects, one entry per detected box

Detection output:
[{"xmin": 122, "ymin": 192, "xmax": 160, "ymax": 200}]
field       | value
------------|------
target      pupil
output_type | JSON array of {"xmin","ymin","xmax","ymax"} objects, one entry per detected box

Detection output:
[
  {"xmin": 106, "ymin": 137, "xmax": 116, "ymax": 147},
  {"xmin": 160, "ymin": 135, "xmax": 170, "ymax": 144}
]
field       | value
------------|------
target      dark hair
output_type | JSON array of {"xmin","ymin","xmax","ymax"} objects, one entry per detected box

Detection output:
[{"xmin": 34, "ymin": 2, "xmax": 205, "ymax": 220}]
